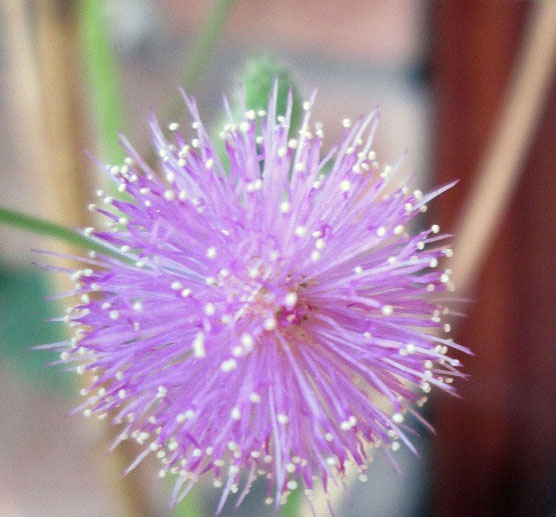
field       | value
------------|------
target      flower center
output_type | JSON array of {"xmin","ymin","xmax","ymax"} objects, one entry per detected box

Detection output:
[{"xmin": 216, "ymin": 257, "xmax": 313, "ymax": 336}]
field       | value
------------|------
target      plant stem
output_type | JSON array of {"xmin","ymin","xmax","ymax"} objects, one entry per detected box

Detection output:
[
  {"xmin": 162, "ymin": 0, "xmax": 237, "ymax": 131},
  {"xmin": 0, "ymin": 207, "xmax": 125, "ymax": 261},
  {"xmin": 183, "ymin": 0, "xmax": 237, "ymax": 93},
  {"xmin": 147, "ymin": 0, "xmax": 237, "ymax": 167},
  {"xmin": 77, "ymin": 0, "xmax": 125, "ymax": 165}
]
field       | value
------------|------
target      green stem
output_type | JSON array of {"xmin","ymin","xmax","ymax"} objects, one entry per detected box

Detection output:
[
  {"xmin": 162, "ymin": 0, "xmax": 237, "ymax": 131},
  {"xmin": 183, "ymin": 0, "xmax": 237, "ymax": 93},
  {"xmin": 77, "ymin": 0, "xmax": 125, "ymax": 165},
  {"xmin": 144, "ymin": 0, "xmax": 237, "ymax": 168},
  {"xmin": 0, "ymin": 207, "xmax": 126, "ymax": 261}
]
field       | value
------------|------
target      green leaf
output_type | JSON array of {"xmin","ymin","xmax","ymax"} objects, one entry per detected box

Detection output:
[
  {"xmin": 241, "ymin": 57, "xmax": 303, "ymax": 135},
  {"xmin": 212, "ymin": 57, "xmax": 303, "ymax": 166},
  {"xmin": 0, "ymin": 267, "xmax": 71, "ymax": 391},
  {"xmin": 280, "ymin": 486, "xmax": 302, "ymax": 517},
  {"xmin": 171, "ymin": 488, "xmax": 204, "ymax": 517}
]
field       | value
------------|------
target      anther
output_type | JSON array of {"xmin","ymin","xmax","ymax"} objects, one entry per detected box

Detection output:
[
  {"xmin": 284, "ymin": 292, "xmax": 297, "ymax": 307},
  {"xmin": 381, "ymin": 305, "xmax": 393, "ymax": 316}
]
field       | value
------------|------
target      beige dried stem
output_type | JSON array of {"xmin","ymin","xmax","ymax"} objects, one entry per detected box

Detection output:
[
  {"xmin": 36, "ymin": 1, "xmax": 160, "ymax": 514},
  {"xmin": 302, "ymin": 2, "xmax": 556, "ymax": 515},
  {"xmin": 451, "ymin": 3, "xmax": 556, "ymax": 295},
  {"xmin": 2, "ymin": 0, "xmax": 156, "ymax": 515}
]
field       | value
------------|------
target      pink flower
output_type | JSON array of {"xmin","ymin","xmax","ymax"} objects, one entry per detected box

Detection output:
[{"xmin": 47, "ymin": 86, "xmax": 467, "ymax": 512}]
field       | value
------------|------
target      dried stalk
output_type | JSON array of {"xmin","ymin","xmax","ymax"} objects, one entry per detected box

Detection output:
[
  {"xmin": 31, "ymin": 1, "xmax": 155, "ymax": 515},
  {"xmin": 451, "ymin": 3, "xmax": 556, "ymax": 295}
]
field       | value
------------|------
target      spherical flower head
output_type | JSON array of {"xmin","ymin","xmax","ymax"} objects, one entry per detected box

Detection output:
[{"xmin": 53, "ymin": 86, "xmax": 467, "ymax": 511}]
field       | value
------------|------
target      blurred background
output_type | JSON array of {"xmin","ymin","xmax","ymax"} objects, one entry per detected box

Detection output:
[{"xmin": 1, "ymin": 1, "xmax": 555, "ymax": 516}]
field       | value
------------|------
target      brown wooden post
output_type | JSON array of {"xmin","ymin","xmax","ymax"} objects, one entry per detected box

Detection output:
[{"xmin": 432, "ymin": 2, "xmax": 556, "ymax": 515}]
